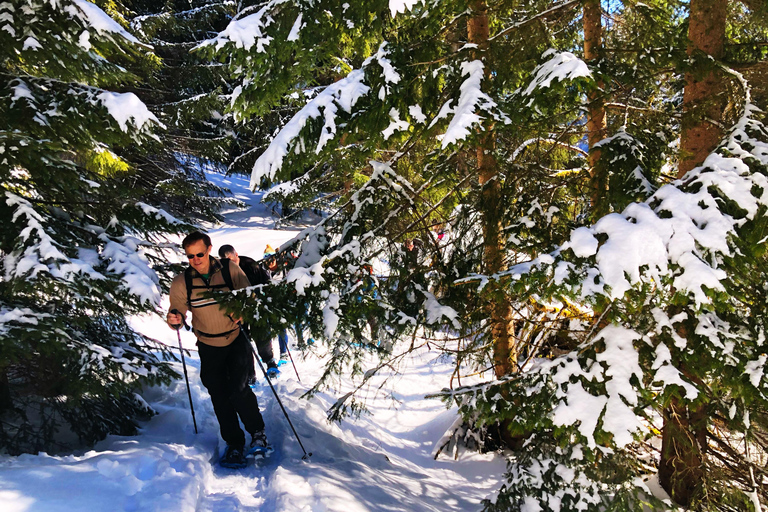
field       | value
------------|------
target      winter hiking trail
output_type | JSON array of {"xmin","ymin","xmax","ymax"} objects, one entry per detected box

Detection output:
[{"xmin": 0, "ymin": 170, "xmax": 506, "ymax": 512}]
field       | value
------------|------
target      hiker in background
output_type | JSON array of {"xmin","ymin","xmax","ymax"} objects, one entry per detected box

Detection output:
[
  {"xmin": 167, "ymin": 232, "xmax": 269, "ymax": 469},
  {"xmin": 396, "ymin": 238, "xmax": 426, "ymax": 317},
  {"xmin": 218, "ymin": 244, "xmax": 264, "ymax": 287},
  {"xmin": 402, "ymin": 238, "xmax": 421, "ymax": 269},
  {"xmin": 273, "ymin": 245, "xmax": 316, "ymax": 350},
  {"xmin": 359, "ymin": 264, "xmax": 382, "ymax": 347},
  {"xmin": 263, "ymin": 245, "xmax": 292, "ymax": 364},
  {"xmin": 217, "ymin": 244, "xmax": 280, "ymax": 379}
]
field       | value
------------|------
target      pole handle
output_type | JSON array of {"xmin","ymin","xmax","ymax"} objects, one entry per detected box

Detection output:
[{"xmin": 170, "ymin": 308, "xmax": 191, "ymax": 331}]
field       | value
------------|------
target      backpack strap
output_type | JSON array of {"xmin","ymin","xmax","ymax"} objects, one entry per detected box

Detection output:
[
  {"xmin": 184, "ymin": 266, "xmax": 195, "ymax": 308},
  {"xmin": 220, "ymin": 257, "xmax": 235, "ymax": 291},
  {"xmin": 184, "ymin": 258, "xmax": 234, "ymax": 309},
  {"xmin": 214, "ymin": 258, "xmax": 239, "ymax": 330}
]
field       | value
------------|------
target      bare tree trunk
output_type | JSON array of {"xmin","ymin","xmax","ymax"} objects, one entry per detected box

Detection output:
[
  {"xmin": 467, "ymin": 0, "xmax": 516, "ymax": 378},
  {"xmin": 677, "ymin": 0, "xmax": 728, "ymax": 178},
  {"xmin": 659, "ymin": 394, "xmax": 708, "ymax": 506},
  {"xmin": 583, "ymin": 0, "xmax": 607, "ymax": 213},
  {"xmin": 479, "ymin": 130, "xmax": 516, "ymax": 379}
]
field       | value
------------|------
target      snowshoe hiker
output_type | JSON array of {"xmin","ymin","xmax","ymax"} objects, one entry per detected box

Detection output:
[
  {"xmin": 218, "ymin": 243, "xmax": 281, "ymax": 382},
  {"xmin": 263, "ymin": 245, "xmax": 289, "ymax": 376},
  {"xmin": 167, "ymin": 232, "xmax": 270, "ymax": 468}
]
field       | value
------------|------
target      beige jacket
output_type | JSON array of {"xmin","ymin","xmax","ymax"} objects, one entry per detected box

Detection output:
[{"xmin": 168, "ymin": 257, "xmax": 251, "ymax": 347}]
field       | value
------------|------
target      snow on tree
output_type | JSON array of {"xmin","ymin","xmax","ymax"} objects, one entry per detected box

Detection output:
[
  {"xmin": 118, "ymin": 0, "xmax": 243, "ymax": 223},
  {"xmin": 202, "ymin": 0, "xmax": 768, "ymax": 509},
  {"xmin": 0, "ymin": 0, "xmax": 188, "ymax": 454}
]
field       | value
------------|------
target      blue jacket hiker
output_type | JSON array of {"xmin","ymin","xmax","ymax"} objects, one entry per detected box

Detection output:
[{"xmin": 262, "ymin": 245, "xmax": 293, "ymax": 366}]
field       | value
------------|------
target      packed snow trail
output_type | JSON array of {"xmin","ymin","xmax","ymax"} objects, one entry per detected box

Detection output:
[{"xmin": 0, "ymin": 170, "xmax": 506, "ymax": 511}]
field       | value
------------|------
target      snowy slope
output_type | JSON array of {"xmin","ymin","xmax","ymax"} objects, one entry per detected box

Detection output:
[{"xmin": 0, "ymin": 171, "xmax": 506, "ymax": 512}]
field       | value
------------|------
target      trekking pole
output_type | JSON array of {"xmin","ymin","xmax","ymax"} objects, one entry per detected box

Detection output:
[
  {"xmin": 244, "ymin": 333, "xmax": 312, "ymax": 461},
  {"xmin": 171, "ymin": 309, "xmax": 198, "ymax": 434},
  {"xmin": 285, "ymin": 345, "xmax": 302, "ymax": 383}
]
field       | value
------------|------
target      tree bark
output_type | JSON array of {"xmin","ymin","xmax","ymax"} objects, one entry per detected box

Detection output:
[
  {"xmin": 583, "ymin": 0, "xmax": 607, "ymax": 214},
  {"xmin": 467, "ymin": 0, "xmax": 516, "ymax": 378},
  {"xmin": 677, "ymin": 0, "xmax": 728, "ymax": 178},
  {"xmin": 659, "ymin": 306, "xmax": 710, "ymax": 505},
  {"xmin": 659, "ymin": 396, "xmax": 708, "ymax": 506},
  {"xmin": 661, "ymin": 2, "xmax": 727, "ymax": 503},
  {"xmin": 665, "ymin": 9, "xmax": 726, "ymax": 493}
]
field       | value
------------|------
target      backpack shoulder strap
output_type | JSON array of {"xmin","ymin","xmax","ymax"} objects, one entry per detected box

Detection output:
[
  {"xmin": 220, "ymin": 257, "xmax": 235, "ymax": 291},
  {"xmin": 184, "ymin": 259, "xmax": 234, "ymax": 308},
  {"xmin": 184, "ymin": 266, "xmax": 195, "ymax": 307}
]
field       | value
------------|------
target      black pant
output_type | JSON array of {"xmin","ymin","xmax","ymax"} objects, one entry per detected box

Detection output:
[
  {"xmin": 198, "ymin": 332, "xmax": 265, "ymax": 448},
  {"xmin": 252, "ymin": 330, "xmax": 274, "ymax": 363},
  {"xmin": 243, "ymin": 327, "xmax": 275, "ymax": 383}
]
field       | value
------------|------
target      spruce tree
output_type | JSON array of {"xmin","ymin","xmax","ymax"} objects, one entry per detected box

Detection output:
[
  {"xmin": 0, "ymin": 0, "xmax": 188, "ymax": 454},
  {"xmin": 204, "ymin": 0, "xmax": 768, "ymax": 509},
  {"xmin": 200, "ymin": 0, "xmax": 602, "ymax": 411},
  {"xmin": 119, "ymin": 0, "xmax": 243, "ymax": 223}
]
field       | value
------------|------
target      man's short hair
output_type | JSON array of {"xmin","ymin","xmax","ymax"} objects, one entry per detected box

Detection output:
[
  {"xmin": 182, "ymin": 231, "xmax": 211, "ymax": 250},
  {"xmin": 218, "ymin": 244, "xmax": 236, "ymax": 259}
]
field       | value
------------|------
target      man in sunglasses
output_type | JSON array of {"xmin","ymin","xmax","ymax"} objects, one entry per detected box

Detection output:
[{"xmin": 166, "ymin": 231, "xmax": 269, "ymax": 469}]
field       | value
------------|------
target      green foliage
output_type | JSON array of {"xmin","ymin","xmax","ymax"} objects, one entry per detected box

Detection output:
[
  {"xmin": 116, "ymin": 0, "xmax": 241, "ymax": 223},
  {"xmin": 208, "ymin": 0, "xmax": 768, "ymax": 509},
  {"xmin": 0, "ymin": 0, "xmax": 189, "ymax": 454}
]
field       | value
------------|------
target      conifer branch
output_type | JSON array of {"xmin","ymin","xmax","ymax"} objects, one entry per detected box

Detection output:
[{"xmin": 489, "ymin": 0, "xmax": 580, "ymax": 43}]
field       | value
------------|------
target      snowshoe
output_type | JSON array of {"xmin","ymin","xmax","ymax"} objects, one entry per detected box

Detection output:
[
  {"xmin": 266, "ymin": 361, "xmax": 280, "ymax": 379},
  {"xmin": 247, "ymin": 430, "xmax": 274, "ymax": 457},
  {"xmin": 250, "ymin": 446, "xmax": 274, "ymax": 460},
  {"xmin": 219, "ymin": 445, "xmax": 247, "ymax": 469}
]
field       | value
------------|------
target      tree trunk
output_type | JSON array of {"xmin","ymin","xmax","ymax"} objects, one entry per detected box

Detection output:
[
  {"xmin": 659, "ymin": 307, "xmax": 710, "ymax": 505},
  {"xmin": 467, "ymin": 0, "xmax": 516, "ymax": 378},
  {"xmin": 677, "ymin": 0, "xmax": 728, "ymax": 178},
  {"xmin": 583, "ymin": 0, "xmax": 607, "ymax": 214},
  {"xmin": 0, "ymin": 369, "xmax": 12, "ymax": 413},
  {"xmin": 660, "ymin": 2, "xmax": 726, "ymax": 501},
  {"xmin": 659, "ymin": 396, "xmax": 708, "ymax": 506}
]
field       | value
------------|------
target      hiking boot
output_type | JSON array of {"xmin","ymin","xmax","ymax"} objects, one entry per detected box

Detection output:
[
  {"xmin": 250, "ymin": 430, "xmax": 268, "ymax": 451},
  {"xmin": 220, "ymin": 445, "xmax": 246, "ymax": 469},
  {"xmin": 278, "ymin": 352, "xmax": 289, "ymax": 365}
]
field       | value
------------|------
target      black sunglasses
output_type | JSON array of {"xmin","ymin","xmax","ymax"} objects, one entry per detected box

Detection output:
[{"xmin": 186, "ymin": 252, "xmax": 206, "ymax": 259}]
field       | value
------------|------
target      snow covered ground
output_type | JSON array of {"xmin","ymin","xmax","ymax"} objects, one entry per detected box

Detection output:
[{"xmin": 0, "ymin": 171, "xmax": 506, "ymax": 511}]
